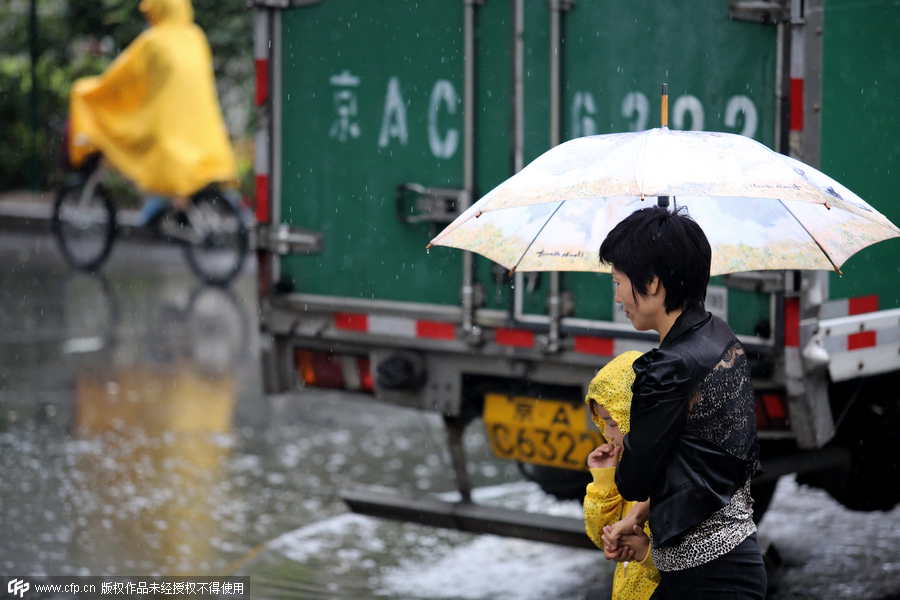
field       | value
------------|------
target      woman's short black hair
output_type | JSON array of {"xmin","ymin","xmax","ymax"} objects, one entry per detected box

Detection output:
[{"xmin": 599, "ymin": 205, "xmax": 711, "ymax": 314}]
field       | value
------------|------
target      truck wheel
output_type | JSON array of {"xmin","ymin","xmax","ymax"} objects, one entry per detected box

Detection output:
[
  {"xmin": 828, "ymin": 377, "xmax": 900, "ymax": 512},
  {"xmin": 517, "ymin": 462, "xmax": 592, "ymax": 501}
]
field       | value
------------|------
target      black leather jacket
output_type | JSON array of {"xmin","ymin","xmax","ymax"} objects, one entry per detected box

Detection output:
[{"xmin": 615, "ymin": 306, "xmax": 760, "ymax": 548}]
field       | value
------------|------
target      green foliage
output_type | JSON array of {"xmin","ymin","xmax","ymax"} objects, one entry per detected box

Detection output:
[{"xmin": 0, "ymin": 0, "xmax": 253, "ymax": 192}]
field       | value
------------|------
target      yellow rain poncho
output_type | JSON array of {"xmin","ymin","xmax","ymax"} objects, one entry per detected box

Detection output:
[
  {"xmin": 583, "ymin": 351, "xmax": 660, "ymax": 600},
  {"xmin": 69, "ymin": 0, "xmax": 236, "ymax": 197}
]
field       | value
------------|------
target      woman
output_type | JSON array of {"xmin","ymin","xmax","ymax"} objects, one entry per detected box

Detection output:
[{"xmin": 599, "ymin": 206, "xmax": 766, "ymax": 599}]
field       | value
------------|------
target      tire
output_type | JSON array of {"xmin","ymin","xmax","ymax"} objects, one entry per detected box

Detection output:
[
  {"xmin": 828, "ymin": 385, "xmax": 900, "ymax": 511},
  {"xmin": 182, "ymin": 189, "xmax": 249, "ymax": 286},
  {"xmin": 52, "ymin": 180, "xmax": 117, "ymax": 271}
]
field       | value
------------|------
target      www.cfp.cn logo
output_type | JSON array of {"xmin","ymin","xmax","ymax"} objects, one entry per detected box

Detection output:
[{"xmin": 7, "ymin": 579, "xmax": 29, "ymax": 598}]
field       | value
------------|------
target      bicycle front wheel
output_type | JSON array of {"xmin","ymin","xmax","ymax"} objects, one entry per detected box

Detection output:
[
  {"xmin": 182, "ymin": 189, "xmax": 249, "ymax": 286},
  {"xmin": 52, "ymin": 181, "xmax": 117, "ymax": 271}
]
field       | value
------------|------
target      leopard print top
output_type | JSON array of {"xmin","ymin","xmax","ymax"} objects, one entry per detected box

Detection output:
[{"xmin": 651, "ymin": 478, "xmax": 757, "ymax": 572}]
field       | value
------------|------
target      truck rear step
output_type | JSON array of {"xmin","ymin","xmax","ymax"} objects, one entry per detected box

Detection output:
[{"xmin": 340, "ymin": 483, "xmax": 598, "ymax": 550}]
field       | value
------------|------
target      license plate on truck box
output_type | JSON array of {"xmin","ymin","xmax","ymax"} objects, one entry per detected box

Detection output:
[{"xmin": 483, "ymin": 394, "xmax": 604, "ymax": 471}]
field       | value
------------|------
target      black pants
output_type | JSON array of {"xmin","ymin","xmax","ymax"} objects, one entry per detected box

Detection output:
[{"xmin": 650, "ymin": 534, "xmax": 767, "ymax": 600}]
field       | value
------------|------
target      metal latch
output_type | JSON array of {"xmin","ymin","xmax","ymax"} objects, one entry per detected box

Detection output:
[
  {"xmin": 255, "ymin": 223, "xmax": 322, "ymax": 256},
  {"xmin": 396, "ymin": 184, "xmax": 469, "ymax": 224},
  {"xmin": 727, "ymin": 0, "xmax": 789, "ymax": 23},
  {"xmin": 722, "ymin": 271, "xmax": 786, "ymax": 294}
]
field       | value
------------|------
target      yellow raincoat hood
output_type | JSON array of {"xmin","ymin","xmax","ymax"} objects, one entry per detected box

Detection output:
[
  {"xmin": 585, "ymin": 351, "xmax": 643, "ymax": 441},
  {"xmin": 69, "ymin": 0, "xmax": 235, "ymax": 197}
]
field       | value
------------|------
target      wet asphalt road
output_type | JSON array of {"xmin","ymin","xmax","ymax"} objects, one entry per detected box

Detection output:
[{"xmin": 0, "ymin": 229, "xmax": 899, "ymax": 599}]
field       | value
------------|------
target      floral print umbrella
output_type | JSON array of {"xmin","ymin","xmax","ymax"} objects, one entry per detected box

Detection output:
[{"xmin": 429, "ymin": 128, "xmax": 900, "ymax": 276}]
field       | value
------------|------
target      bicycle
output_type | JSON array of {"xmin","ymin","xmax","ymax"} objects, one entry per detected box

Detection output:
[{"xmin": 52, "ymin": 154, "xmax": 250, "ymax": 286}]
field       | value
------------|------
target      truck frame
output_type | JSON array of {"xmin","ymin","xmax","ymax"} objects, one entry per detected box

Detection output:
[{"xmin": 251, "ymin": 0, "xmax": 900, "ymax": 546}]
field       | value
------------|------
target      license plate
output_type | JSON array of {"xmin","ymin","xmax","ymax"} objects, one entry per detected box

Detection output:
[{"xmin": 483, "ymin": 394, "xmax": 604, "ymax": 471}]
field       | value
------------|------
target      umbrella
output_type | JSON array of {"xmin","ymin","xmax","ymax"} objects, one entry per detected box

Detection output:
[{"xmin": 428, "ymin": 127, "xmax": 900, "ymax": 276}]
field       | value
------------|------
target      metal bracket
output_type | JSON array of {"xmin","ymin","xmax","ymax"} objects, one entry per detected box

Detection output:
[
  {"xmin": 722, "ymin": 271, "xmax": 786, "ymax": 294},
  {"xmin": 728, "ymin": 0, "xmax": 790, "ymax": 23},
  {"xmin": 255, "ymin": 223, "xmax": 322, "ymax": 256},
  {"xmin": 396, "ymin": 183, "xmax": 469, "ymax": 224}
]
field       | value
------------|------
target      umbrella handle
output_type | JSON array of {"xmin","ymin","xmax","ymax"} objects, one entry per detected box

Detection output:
[{"xmin": 661, "ymin": 83, "xmax": 668, "ymax": 129}]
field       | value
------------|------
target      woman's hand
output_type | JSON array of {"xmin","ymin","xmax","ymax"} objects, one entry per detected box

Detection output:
[{"xmin": 587, "ymin": 443, "xmax": 622, "ymax": 469}]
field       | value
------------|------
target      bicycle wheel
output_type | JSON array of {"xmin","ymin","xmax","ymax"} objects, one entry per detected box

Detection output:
[
  {"xmin": 52, "ymin": 179, "xmax": 117, "ymax": 271},
  {"xmin": 182, "ymin": 188, "xmax": 249, "ymax": 286}
]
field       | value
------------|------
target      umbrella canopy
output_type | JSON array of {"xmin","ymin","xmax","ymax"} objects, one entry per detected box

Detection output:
[{"xmin": 429, "ymin": 128, "xmax": 900, "ymax": 276}]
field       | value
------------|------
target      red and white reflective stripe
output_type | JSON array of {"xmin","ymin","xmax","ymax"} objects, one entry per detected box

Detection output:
[
  {"xmin": 572, "ymin": 336, "xmax": 656, "ymax": 357},
  {"xmin": 790, "ymin": 78, "xmax": 804, "ymax": 132},
  {"xmin": 573, "ymin": 336, "xmax": 614, "ymax": 356},
  {"xmin": 254, "ymin": 11, "xmax": 269, "ymax": 107},
  {"xmin": 332, "ymin": 313, "xmax": 668, "ymax": 355},
  {"xmin": 254, "ymin": 10, "xmax": 271, "ymax": 224},
  {"xmin": 334, "ymin": 313, "xmax": 456, "ymax": 341},
  {"xmin": 784, "ymin": 297, "xmax": 801, "ymax": 348},
  {"xmin": 819, "ymin": 295, "xmax": 898, "ymax": 353},
  {"xmin": 790, "ymin": 20, "xmax": 804, "ymax": 132},
  {"xmin": 495, "ymin": 328, "xmax": 535, "ymax": 348},
  {"xmin": 254, "ymin": 128, "xmax": 270, "ymax": 224}
]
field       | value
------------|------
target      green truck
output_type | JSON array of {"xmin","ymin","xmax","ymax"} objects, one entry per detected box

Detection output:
[{"xmin": 251, "ymin": 0, "xmax": 900, "ymax": 545}]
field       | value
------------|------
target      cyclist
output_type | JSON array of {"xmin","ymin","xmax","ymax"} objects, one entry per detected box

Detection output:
[{"xmin": 68, "ymin": 0, "xmax": 236, "ymax": 219}]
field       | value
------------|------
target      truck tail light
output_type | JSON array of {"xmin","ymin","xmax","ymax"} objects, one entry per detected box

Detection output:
[
  {"xmin": 295, "ymin": 350, "xmax": 374, "ymax": 393},
  {"xmin": 755, "ymin": 392, "xmax": 788, "ymax": 429}
]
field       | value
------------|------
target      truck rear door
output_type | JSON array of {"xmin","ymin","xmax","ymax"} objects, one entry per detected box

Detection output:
[{"xmin": 277, "ymin": 2, "xmax": 466, "ymax": 305}]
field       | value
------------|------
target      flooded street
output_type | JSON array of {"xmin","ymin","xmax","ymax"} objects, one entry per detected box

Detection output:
[{"xmin": 1, "ymin": 232, "xmax": 899, "ymax": 599}]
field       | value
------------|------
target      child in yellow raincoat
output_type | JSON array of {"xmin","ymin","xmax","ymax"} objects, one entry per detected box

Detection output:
[
  {"xmin": 584, "ymin": 351, "xmax": 660, "ymax": 600},
  {"xmin": 68, "ymin": 0, "xmax": 236, "ymax": 208}
]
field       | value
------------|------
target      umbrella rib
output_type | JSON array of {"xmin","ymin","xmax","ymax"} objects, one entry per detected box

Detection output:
[
  {"xmin": 779, "ymin": 199, "xmax": 843, "ymax": 275},
  {"xmin": 510, "ymin": 201, "xmax": 566, "ymax": 274}
]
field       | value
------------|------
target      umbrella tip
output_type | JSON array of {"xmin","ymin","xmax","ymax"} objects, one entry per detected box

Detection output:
[
  {"xmin": 825, "ymin": 203, "xmax": 831, "ymax": 210},
  {"xmin": 509, "ymin": 267, "xmax": 517, "ymax": 275},
  {"xmin": 426, "ymin": 243, "xmax": 432, "ymax": 249},
  {"xmin": 835, "ymin": 266, "xmax": 843, "ymax": 276},
  {"xmin": 476, "ymin": 210, "xmax": 483, "ymax": 218}
]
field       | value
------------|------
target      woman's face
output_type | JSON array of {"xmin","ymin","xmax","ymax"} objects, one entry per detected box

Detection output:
[
  {"xmin": 611, "ymin": 267, "xmax": 654, "ymax": 332},
  {"xmin": 593, "ymin": 403, "xmax": 624, "ymax": 448}
]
